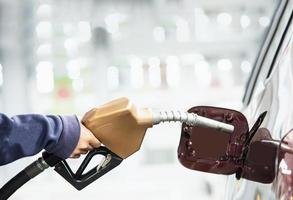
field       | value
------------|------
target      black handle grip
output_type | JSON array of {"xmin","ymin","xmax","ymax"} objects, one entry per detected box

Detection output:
[{"xmin": 53, "ymin": 146, "xmax": 123, "ymax": 190}]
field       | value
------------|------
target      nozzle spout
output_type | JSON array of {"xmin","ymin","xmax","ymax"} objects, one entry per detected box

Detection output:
[{"xmin": 152, "ymin": 111, "xmax": 234, "ymax": 134}]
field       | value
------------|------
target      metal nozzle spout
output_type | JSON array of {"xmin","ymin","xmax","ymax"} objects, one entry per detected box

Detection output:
[{"xmin": 152, "ymin": 110, "xmax": 234, "ymax": 134}]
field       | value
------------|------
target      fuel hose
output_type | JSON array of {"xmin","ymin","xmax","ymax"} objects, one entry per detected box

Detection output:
[{"xmin": 0, "ymin": 152, "xmax": 61, "ymax": 200}]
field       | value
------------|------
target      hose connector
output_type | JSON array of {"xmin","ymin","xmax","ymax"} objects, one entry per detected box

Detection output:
[{"xmin": 24, "ymin": 157, "xmax": 49, "ymax": 178}]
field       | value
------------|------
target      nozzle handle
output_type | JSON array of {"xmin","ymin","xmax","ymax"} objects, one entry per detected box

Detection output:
[{"xmin": 54, "ymin": 146, "xmax": 123, "ymax": 190}]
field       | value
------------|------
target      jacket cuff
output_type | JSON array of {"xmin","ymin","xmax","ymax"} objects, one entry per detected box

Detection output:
[{"xmin": 53, "ymin": 115, "xmax": 80, "ymax": 159}]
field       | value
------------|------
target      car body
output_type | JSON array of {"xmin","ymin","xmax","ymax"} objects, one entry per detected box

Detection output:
[{"xmin": 226, "ymin": 0, "xmax": 293, "ymax": 199}]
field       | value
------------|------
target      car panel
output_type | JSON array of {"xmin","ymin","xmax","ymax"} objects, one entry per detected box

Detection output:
[
  {"xmin": 227, "ymin": 0, "xmax": 293, "ymax": 199},
  {"xmin": 243, "ymin": 0, "xmax": 291, "ymax": 106}
]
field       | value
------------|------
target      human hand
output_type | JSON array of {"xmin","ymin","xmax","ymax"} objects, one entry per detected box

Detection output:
[{"xmin": 70, "ymin": 123, "xmax": 101, "ymax": 158}]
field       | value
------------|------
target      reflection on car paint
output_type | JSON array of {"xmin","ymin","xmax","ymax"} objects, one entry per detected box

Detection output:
[
  {"xmin": 276, "ymin": 129, "xmax": 293, "ymax": 200},
  {"xmin": 226, "ymin": 22, "xmax": 293, "ymax": 200}
]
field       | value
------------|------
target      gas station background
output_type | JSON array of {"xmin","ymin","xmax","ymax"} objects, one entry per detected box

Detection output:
[{"xmin": 0, "ymin": 0, "xmax": 278, "ymax": 199}]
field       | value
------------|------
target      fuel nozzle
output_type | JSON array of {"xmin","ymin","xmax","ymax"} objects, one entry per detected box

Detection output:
[
  {"xmin": 82, "ymin": 98, "xmax": 235, "ymax": 159},
  {"xmin": 152, "ymin": 111, "xmax": 234, "ymax": 134}
]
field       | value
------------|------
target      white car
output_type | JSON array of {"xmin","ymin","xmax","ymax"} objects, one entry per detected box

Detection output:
[{"xmin": 177, "ymin": 1, "xmax": 293, "ymax": 199}]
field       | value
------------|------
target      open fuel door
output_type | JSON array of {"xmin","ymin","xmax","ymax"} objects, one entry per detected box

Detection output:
[{"xmin": 177, "ymin": 106, "xmax": 282, "ymax": 184}]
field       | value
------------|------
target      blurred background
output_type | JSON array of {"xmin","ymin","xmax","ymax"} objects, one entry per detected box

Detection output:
[{"xmin": 0, "ymin": 0, "xmax": 279, "ymax": 199}]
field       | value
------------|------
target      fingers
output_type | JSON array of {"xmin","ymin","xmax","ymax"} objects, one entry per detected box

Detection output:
[
  {"xmin": 88, "ymin": 134, "xmax": 101, "ymax": 148},
  {"xmin": 70, "ymin": 154, "xmax": 80, "ymax": 158},
  {"xmin": 86, "ymin": 145, "xmax": 94, "ymax": 151},
  {"xmin": 70, "ymin": 122, "xmax": 101, "ymax": 159},
  {"xmin": 82, "ymin": 123, "xmax": 101, "ymax": 148},
  {"xmin": 79, "ymin": 143, "xmax": 93, "ymax": 151},
  {"xmin": 70, "ymin": 149, "xmax": 89, "ymax": 158}
]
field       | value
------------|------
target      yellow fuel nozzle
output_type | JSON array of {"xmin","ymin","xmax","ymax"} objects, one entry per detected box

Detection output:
[
  {"xmin": 82, "ymin": 98, "xmax": 153, "ymax": 159},
  {"xmin": 82, "ymin": 97, "xmax": 234, "ymax": 159}
]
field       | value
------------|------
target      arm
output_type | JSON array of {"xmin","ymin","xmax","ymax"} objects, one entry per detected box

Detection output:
[{"xmin": 0, "ymin": 114, "xmax": 80, "ymax": 166}]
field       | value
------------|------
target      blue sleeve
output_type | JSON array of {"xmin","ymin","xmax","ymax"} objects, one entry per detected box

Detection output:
[{"xmin": 0, "ymin": 114, "xmax": 80, "ymax": 166}]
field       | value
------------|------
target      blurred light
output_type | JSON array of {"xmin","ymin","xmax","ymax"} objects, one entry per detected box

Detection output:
[
  {"xmin": 105, "ymin": 13, "xmax": 127, "ymax": 36},
  {"xmin": 194, "ymin": 8, "xmax": 210, "ymax": 41},
  {"xmin": 148, "ymin": 57, "xmax": 160, "ymax": 67},
  {"xmin": 36, "ymin": 61, "xmax": 54, "ymax": 93},
  {"xmin": 76, "ymin": 57, "xmax": 89, "ymax": 68},
  {"xmin": 107, "ymin": 66, "xmax": 119, "ymax": 90},
  {"xmin": 166, "ymin": 56, "xmax": 179, "ymax": 66},
  {"xmin": 166, "ymin": 56, "xmax": 180, "ymax": 87},
  {"xmin": 148, "ymin": 57, "xmax": 161, "ymax": 88},
  {"xmin": 217, "ymin": 59, "xmax": 234, "ymax": 87},
  {"xmin": 37, "ymin": 44, "xmax": 52, "ymax": 57},
  {"xmin": 0, "ymin": 64, "xmax": 3, "ymax": 86},
  {"xmin": 194, "ymin": 60, "xmax": 212, "ymax": 87},
  {"xmin": 194, "ymin": 7, "xmax": 210, "ymax": 23},
  {"xmin": 63, "ymin": 23, "xmax": 74, "ymax": 36},
  {"xmin": 259, "ymin": 16, "xmax": 270, "ymax": 27},
  {"xmin": 241, "ymin": 60, "xmax": 252, "ymax": 73},
  {"xmin": 153, "ymin": 26, "xmax": 166, "ymax": 42},
  {"xmin": 129, "ymin": 56, "xmax": 144, "ymax": 88},
  {"xmin": 37, "ymin": 4, "xmax": 52, "ymax": 17},
  {"xmin": 217, "ymin": 59, "xmax": 233, "ymax": 71},
  {"xmin": 64, "ymin": 38, "xmax": 78, "ymax": 56},
  {"xmin": 72, "ymin": 78, "xmax": 84, "ymax": 92},
  {"xmin": 217, "ymin": 12, "xmax": 232, "ymax": 27},
  {"xmin": 240, "ymin": 15, "xmax": 250, "ymax": 29},
  {"xmin": 78, "ymin": 21, "xmax": 92, "ymax": 42},
  {"xmin": 36, "ymin": 21, "xmax": 52, "ymax": 39},
  {"xmin": 129, "ymin": 55, "xmax": 143, "ymax": 68},
  {"xmin": 175, "ymin": 17, "xmax": 190, "ymax": 42},
  {"xmin": 64, "ymin": 38, "xmax": 76, "ymax": 50},
  {"xmin": 181, "ymin": 53, "xmax": 204, "ymax": 65},
  {"xmin": 66, "ymin": 60, "xmax": 80, "ymax": 79}
]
